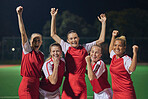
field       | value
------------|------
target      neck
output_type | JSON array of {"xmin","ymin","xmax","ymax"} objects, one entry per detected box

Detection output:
[{"xmin": 116, "ymin": 54, "xmax": 124, "ymax": 59}]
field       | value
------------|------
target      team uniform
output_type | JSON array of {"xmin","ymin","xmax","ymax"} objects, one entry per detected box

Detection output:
[
  {"xmin": 39, "ymin": 58, "xmax": 65, "ymax": 99},
  {"xmin": 110, "ymin": 50, "xmax": 136, "ymax": 99},
  {"xmin": 90, "ymin": 60, "xmax": 112, "ymax": 99},
  {"xmin": 60, "ymin": 39, "xmax": 96, "ymax": 99},
  {"xmin": 18, "ymin": 40, "xmax": 44, "ymax": 99}
]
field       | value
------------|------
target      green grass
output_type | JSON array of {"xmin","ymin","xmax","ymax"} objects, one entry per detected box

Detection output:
[{"xmin": 0, "ymin": 65, "xmax": 148, "ymax": 99}]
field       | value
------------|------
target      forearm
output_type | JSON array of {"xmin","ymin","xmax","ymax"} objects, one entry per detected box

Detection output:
[
  {"xmin": 17, "ymin": 14, "xmax": 27, "ymax": 45},
  {"xmin": 109, "ymin": 36, "xmax": 115, "ymax": 53},
  {"xmin": 129, "ymin": 53, "xmax": 137, "ymax": 72},
  {"xmin": 96, "ymin": 22, "xmax": 106, "ymax": 45},
  {"xmin": 50, "ymin": 16, "xmax": 61, "ymax": 43},
  {"xmin": 51, "ymin": 16, "xmax": 56, "ymax": 37},
  {"xmin": 87, "ymin": 62, "xmax": 96, "ymax": 81},
  {"xmin": 48, "ymin": 66, "xmax": 58, "ymax": 85}
]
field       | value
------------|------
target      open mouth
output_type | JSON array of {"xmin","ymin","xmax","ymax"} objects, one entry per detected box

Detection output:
[
  {"xmin": 72, "ymin": 42, "xmax": 77, "ymax": 44},
  {"xmin": 35, "ymin": 46, "xmax": 39, "ymax": 48},
  {"xmin": 115, "ymin": 50, "xmax": 120, "ymax": 53},
  {"xmin": 53, "ymin": 55, "xmax": 59, "ymax": 58}
]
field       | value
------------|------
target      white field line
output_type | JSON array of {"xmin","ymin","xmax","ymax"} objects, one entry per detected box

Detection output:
[{"xmin": 0, "ymin": 96, "xmax": 19, "ymax": 98}]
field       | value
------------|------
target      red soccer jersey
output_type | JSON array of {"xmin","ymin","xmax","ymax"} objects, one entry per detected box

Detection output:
[
  {"xmin": 90, "ymin": 60, "xmax": 111, "ymax": 93},
  {"xmin": 40, "ymin": 58, "xmax": 65, "ymax": 92},
  {"xmin": 110, "ymin": 50, "xmax": 136, "ymax": 99},
  {"xmin": 21, "ymin": 42, "xmax": 44, "ymax": 78}
]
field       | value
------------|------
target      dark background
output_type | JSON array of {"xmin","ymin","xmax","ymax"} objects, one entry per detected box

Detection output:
[{"xmin": 0, "ymin": 0, "xmax": 147, "ymax": 38}]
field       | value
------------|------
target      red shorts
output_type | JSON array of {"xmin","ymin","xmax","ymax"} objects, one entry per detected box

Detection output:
[{"xmin": 18, "ymin": 76, "xmax": 39, "ymax": 99}]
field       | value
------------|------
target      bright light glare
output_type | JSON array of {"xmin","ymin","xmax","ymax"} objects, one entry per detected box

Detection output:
[{"xmin": 12, "ymin": 48, "xmax": 15, "ymax": 51}]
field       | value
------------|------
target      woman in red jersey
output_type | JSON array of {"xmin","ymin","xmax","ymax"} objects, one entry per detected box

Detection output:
[
  {"xmin": 50, "ymin": 8, "xmax": 106, "ymax": 99},
  {"xmin": 109, "ymin": 30, "xmax": 138, "ymax": 99},
  {"xmin": 39, "ymin": 43, "xmax": 65, "ymax": 99},
  {"xmin": 85, "ymin": 45, "xmax": 112, "ymax": 99},
  {"xmin": 16, "ymin": 6, "xmax": 44, "ymax": 99}
]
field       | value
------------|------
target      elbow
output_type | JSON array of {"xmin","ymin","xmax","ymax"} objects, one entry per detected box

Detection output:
[
  {"xmin": 50, "ymin": 33, "xmax": 54, "ymax": 37},
  {"xmin": 89, "ymin": 78, "xmax": 94, "ymax": 81},
  {"xmin": 88, "ymin": 75, "xmax": 96, "ymax": 81},
  {"xmin": 129, "ymin": 67, "xmax": 136, "ymax": 72},
  {"xmin": 48, "ymin": 77, "xmax": 57, "ymax": 85},
  {"xmin": 101, "ymin": 39, "xmax": 105, "ymax": 43},
  {"xmin": 50, "ymin": 80, "xmax": 57, "ymax": 85},
  {"xmin": 129, "ymin": 68, "xmax": 136, "ymax": 72}
]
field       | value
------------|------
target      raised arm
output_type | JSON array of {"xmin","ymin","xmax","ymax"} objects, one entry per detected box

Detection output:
[
  {"xmin": 48, "ymin": 57, "xmax": 59, "ymax": 85},
  {"xmin": 129, "ymin": 45, "xmax": 139, "ymax": 72},
  {"xmin": 85, "ymin": 56, "xmax": 97, "ymax": 81},
  {"xmin": 50, "ymin": 8, "xmax": 61, "ymax": 44},
  {"xmin": 16, "ymin": 6, "xmax": 28, "ymax": 46},
  {"xmin": 109, "ymin": 30, "xmax": 118, "ymax": 53},
  {"xmin": 96, "ymin": 14, "xmax": 106, "ymax": 45}
]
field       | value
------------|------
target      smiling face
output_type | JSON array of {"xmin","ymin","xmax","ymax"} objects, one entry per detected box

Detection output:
[
  {"xmin": 90, "ymin": 46, "xmax": 102, "ymax": 63},
  {"xmin": 50, "ymin": 46, "xmax": 62, "ymax": 60},
  {"xmin": 67, "ymin": 32, "xmax": 79, "ymax": 48},
  {"xmin": 113, "ymin": 40, "xmax": 126, "ymax": 58},
  {"xmin": 31, "ymin": 37, "xmax": 42, "ymax": 52}
]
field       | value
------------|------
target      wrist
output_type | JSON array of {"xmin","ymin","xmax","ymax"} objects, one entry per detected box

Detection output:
[{"xmin": 102, "ymin": 22, "xmax": 106, "ymax": 24}]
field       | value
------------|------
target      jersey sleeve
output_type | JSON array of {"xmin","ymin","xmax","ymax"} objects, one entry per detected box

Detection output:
[
  {"xmin": 83, "ymin": 41, "xmax": 96, "ymax": 52},
  {"xmin": 42, "ymin": 61, "xmax": 53, "ymax": 79},
  {"xmin": 22, "ymin": 40, "xmax": 32, "ymax": 54},
  {"xmin": 110, "ymin": 50, "xmax": 116, "ymax": 59},
  {"xmin": 123, "ymin": 56, "xmax": 132, "ymax": 74},
  {"xmin": 94, "ymin": 60, "xmax": 106, "ymax": 79},
  {"xmin": 60, "ymin": 39, "xmax": 71, "ymax": 54}
]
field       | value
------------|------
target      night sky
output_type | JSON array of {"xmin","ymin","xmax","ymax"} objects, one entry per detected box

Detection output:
[{"xmin": 0, "ymin": 0, "xmax": 147, "ymax": 38}]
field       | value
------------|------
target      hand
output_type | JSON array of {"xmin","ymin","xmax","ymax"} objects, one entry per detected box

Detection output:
[
  {"xmin": 85, "ymin": 56, "xmax": 91, "ymax": 63},
  {"xmin": 50, "ymin": 8, "xmax": 58, "ymax": 17},
  {"xmin": 98, "ymin": 14, "xmax": 106, "ymax": 23},
  {"xmin": 112, "ymin": 30, "xmax": 119, "ymax": 37},
  {"xmin": 53, "ymin": 57, "xmax": 60, "ymax": 67},
  {"xmin": 16, "ymin": 6, "xmax": 23, "ymax": 15},
  {"xmin": 132, "ymin": 45, "xmax": 138, "ymax": 54}
]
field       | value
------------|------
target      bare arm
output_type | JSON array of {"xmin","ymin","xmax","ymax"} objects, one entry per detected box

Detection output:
[
  {"xmin": 129, "ymin": 45, "xmax": 139, "ymax": 72},
  {"xmin": 85, "ymin": 56, "xmax": 97, "ymax": 81},
  {"xmin": 109, "ymin": 30, "xmax": 118, "ymax": 53},
  {"xmin": 48, "ymin": 57, "xmax": 59, "ymax": 85},
  {"xmin": 50, "ymin": 8, "xmax": 61, "ymax": 44},
  {"xmin": 16, "ymin": 6, "xmax": 28, "ymax": 46},
  {"xmin": 96, "ymin": 14, "xmax": 106, "ymax": 45}
]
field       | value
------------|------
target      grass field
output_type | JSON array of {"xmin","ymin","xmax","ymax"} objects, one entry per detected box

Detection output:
[{"xmin": 0, "ymin": 65, "xmax": 148, "ymax": 99}]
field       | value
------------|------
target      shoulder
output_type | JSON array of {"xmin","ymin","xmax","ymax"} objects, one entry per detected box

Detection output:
[
  {"xmin": 60, "ymin": 57, "xmax": 65, "ymax": 63},
  {"xmin": 97, "ymin": 60, "xmax": 106, "ymax": 66},
  {"xmin": 44, "ymin": 58, "xmax": 53, "ymax": 66},
  {"xmin": 39, "ymin": 51, "xmax": 44, "ymax": 55},
  {"xmin": 122, "ymin": 55, "xmax": 132, "ymax": 61}
]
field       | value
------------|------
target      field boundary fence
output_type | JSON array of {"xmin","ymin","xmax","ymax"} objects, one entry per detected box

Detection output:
[{"xmin": 0, "ymin": 37, "xmax": 148, "ymax": 64}]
